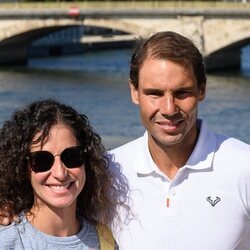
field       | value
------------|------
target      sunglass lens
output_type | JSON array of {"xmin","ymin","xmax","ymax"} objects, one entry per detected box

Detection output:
[
  {"xmin": 61, "ymin": 146, "xmax": 85, "ymax": 168},
  {"xmin": 29, "ymin": 151, "xmax": 54, "ymax": 172}
]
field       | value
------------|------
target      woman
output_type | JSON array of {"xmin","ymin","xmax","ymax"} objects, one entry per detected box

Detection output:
[{"xmin": 0, "ymin": 99, "xmax": 124, "ymax": 249}]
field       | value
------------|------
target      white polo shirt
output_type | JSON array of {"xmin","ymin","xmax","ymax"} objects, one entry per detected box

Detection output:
[{"xmin": 109, "ymin": 120, "xmax": 250, "ymax": 250}]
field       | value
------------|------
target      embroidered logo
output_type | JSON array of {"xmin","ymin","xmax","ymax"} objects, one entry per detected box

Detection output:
[{"xmin": 206, "ymin": 196, "xmax": 221, "ymax": 207}]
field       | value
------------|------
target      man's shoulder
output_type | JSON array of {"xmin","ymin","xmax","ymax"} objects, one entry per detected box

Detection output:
[
  {"xmin": 200, "ymin": 120, "xmax": 250, "ymax": 155},
  {"xmin": 216, "ymin": 134, "xmax": 250, "ymax": 154},
  {"xmin": 106, "ymin": 135, "xmax": 145, "ymax": 174},
  {"xmin": 110, "ymin": 135, "xmax": 144, "ymax": 155},
  {"xmin": 214, "ymin": 134, "xmax": 250, "ymax": 174}
]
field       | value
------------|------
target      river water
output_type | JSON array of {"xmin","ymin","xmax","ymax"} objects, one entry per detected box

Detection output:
[{"xmin": 0, "ymin": 47, "xmax": 249, "ymax": 149}]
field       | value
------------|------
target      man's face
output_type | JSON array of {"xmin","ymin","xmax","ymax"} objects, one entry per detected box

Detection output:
[{"xmin": 130, "ymin": 58, "xmax": 206, "ymax": 149}]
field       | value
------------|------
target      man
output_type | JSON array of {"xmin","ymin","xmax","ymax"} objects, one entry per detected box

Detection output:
[
  {"xmin": 109, "ymin": 31, "xmax": 250, "ymax": 249},
  {"xmin": 1, "ymin": 31, "xmax": 250, "ymax": 250}
]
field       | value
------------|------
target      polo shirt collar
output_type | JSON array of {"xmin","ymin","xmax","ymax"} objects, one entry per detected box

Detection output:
[
  {"xmin": 134, "ymin": 132, "xmax": 158, "ymax": 175},
  {"xmin": 185, "ymin": 119, "xmax": 216, "ymax": 170},
  {"xmin": 134, "ymin": 119, "xmax": 216, "ymax": 174}
]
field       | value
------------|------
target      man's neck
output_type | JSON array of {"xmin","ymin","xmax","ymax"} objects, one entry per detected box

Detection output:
[{"xmin": 148, "ymin": 128, "xmax": 199, "ymax": 180}]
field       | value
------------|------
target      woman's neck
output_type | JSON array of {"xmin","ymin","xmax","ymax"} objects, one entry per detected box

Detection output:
[{"xmin": 26, "ymin": 205, "xmax": 81, "ymax": 237}]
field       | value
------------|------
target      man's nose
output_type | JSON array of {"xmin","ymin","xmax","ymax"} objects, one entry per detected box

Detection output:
[{"xmin": 160, "ymin": 95, "xmax": 178, "ymax": 116}]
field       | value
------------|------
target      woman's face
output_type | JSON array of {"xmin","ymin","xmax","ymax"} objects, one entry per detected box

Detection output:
[{"xmin": 29, "ymin": 123, "xmax": 86, "ymax": 211}]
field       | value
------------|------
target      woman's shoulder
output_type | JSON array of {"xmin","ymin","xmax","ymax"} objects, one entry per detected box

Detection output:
[
  {"xmin": 78, "ymin": 216, "xmax": 99, "ymax": 242},
  {"xmin": 0, "ymin": 212, "xmax": 26, "ymax": 232},
  {"xmin": 0, "ymin": 221, "xmax": 16, "ymax": 233},
  {"xmin": 0, "ymin": 216, "xmax": 26, "ymax": 248}
]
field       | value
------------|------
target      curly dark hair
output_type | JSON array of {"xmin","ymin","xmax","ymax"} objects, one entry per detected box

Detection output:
[
  {"xmin": 0, "ymin": 99, "xmax": 123, "ymax": 226},
  {"xmin": 130, "ymin": 31, "xmax": 207, "ymax": 89}
]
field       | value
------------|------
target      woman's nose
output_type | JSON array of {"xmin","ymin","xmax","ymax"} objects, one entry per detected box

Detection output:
[{"xmin": 50, "ymin": 156, "xmax": 67, "ymax": 179}]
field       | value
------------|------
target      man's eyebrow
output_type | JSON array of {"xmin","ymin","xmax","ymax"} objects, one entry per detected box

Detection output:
[
  {"xmin": 175, "ymin": 86, "xmax": 194, "ymax": 91},
  {"xmin": 142, "ymin": 88, "xmax": 163, "ymax": 93}
]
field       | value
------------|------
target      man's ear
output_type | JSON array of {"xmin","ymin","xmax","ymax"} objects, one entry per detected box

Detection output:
[
  {"xmin": 129, "ymin": 80, "xmax": 139, "ymax": 105},
  {"xmin": 199, "ymin": 84, "xmax": 206, "ymax": 101}
]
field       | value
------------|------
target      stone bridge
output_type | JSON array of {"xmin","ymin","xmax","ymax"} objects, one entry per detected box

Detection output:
[{"xmin": 0, "ymin": 8, "xmax": 250, "ymax": 70}]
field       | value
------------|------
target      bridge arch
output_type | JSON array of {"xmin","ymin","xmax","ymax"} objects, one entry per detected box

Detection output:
[
  {"xmin": 0, "ymin": 19, "xmax": 83, "ymax": 64},
  {"xmin": 83, "ymin": 18, "xmax": 147, "ymax": 35},
  {"xmin": 0, "ymin": 19, "xmax": 83, "ymax": 42},
  {"xmin": 0, "ymin": 10, "xmax": 250, "ymax": 70},
  {"xmin": 203, "ymin": 18, "xmax": 250, "ymax": 55},
  {"xmin": 1, "ymin": 25, "xmax": 82, "ymax": 45}
]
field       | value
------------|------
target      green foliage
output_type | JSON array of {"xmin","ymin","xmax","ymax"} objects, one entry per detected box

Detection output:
[{"xmin": 20, "ymin": 0, "xmax": 222, "ymax": 2}]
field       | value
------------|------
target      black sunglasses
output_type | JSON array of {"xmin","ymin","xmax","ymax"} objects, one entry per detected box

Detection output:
[{"xmin": 27, "ymin": 146, "xmax": 86, "ymax": 173}]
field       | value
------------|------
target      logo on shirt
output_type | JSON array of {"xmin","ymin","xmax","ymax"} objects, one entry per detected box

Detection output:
[{"xmin": 206, "ymin": 196, "xmax": 221, "ymax": 207}]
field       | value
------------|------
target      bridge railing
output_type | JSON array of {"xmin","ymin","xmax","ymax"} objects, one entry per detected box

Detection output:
[{"xmin": 0, "ymin": 1, "xmax": 250, "ymax": 10}]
